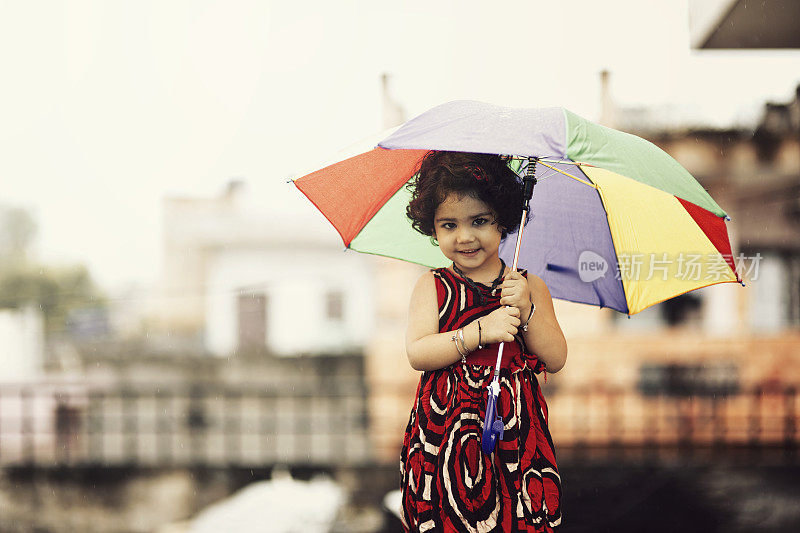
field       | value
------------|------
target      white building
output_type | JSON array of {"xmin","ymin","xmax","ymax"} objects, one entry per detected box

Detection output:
[
  {"xmin": 156, "ymin": 179, "xmax": 374, "ymax": 357},
  {"xmin": 0, "ymin": 305, "xmax": 44, "ymax": 380}
]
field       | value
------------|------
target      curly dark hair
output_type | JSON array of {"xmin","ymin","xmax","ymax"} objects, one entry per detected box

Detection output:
[{"xmin": 406, "ymin": 151, "xmax": 523, "ymax": 239}]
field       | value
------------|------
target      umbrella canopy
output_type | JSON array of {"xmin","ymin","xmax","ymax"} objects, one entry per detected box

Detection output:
[{"xmin": 294, "ymin": 100, "xmax": 741, "ymax": 315}]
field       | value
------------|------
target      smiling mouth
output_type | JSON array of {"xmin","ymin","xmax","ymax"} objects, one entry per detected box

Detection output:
[{"xmin": 458, "ymin": 249, "xmax": 480, "ymax": 255}]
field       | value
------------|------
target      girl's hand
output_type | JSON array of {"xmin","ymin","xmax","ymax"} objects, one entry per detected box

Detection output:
[
  {"xmin": 500, "ymin": 270, "xmax": 532, "ymax": 317},
  {"xmin": 480, "ymin": 306, "xmax": 521, "ymax": 344}
]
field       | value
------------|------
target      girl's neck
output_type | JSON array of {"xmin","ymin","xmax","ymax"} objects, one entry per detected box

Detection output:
[{"xmin": 450, "ymin": 257, "xmax": 506, "ymax": 285}]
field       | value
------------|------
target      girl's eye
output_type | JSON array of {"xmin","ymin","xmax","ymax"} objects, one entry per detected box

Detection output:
[
  {"xmin": 473, "ymin": 218, "xmax": 488, "ymax": 227},
  {"xmin": 441, "ymin": 222, "xmax": 456, "ymax": 230}
]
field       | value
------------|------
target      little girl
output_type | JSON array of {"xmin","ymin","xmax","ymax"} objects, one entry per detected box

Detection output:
[{"xmin": 399, "ymin": 151, "xmax": 568, "ymax": 532}]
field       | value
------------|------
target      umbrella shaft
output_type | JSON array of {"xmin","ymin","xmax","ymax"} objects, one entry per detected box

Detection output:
[
  {"xmin": 510, "ymin": 206, "xmax": 529, "ymax": 271},
  {"xmin": 495, "ymin": 206, "xmax": 531, "ymax": 376}
]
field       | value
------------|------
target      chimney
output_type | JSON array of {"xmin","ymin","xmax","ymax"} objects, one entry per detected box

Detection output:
[
  {"xmin": 381, "ymin": 73, "xmax": 405, "ymax": 129},
  {"xmin": 599, "ymin": 69, "xmax": 617, "ymax": 129},
  {"xmin": 222, "ymin": 179, "xmax": 246, "ymax": 207}
]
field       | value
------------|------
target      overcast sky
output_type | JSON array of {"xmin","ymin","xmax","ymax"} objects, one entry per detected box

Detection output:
[{"xmin": 2, "ymin": 0, "xmax": 799, "ymax": 293}]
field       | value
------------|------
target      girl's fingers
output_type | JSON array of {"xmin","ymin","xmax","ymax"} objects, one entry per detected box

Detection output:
[{"xmin": 500, "ymin": 292, "xmax": 520, "ymax": 304}]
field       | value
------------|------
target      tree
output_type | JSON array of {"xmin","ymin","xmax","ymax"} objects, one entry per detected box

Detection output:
[
  {"xmin": 0, "ymin": 264, "xmax": 106, "ymax": 337},
  {"xmin": 0, "ymin": 205, "xmax": 106, "ymax": 338},
  {"xmin": 0, "ymin": 205, "xmax": 37, "ymax": 269}
]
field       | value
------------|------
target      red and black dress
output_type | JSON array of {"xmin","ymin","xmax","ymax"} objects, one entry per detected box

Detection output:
[{"xmin": 400, "ymin": 267, "xmax": 561, "ymax": 532}]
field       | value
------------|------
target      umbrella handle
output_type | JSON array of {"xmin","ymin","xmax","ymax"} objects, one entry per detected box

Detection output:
[{"xmin": 481, "ymin": 381, "xmax": 504, "ymax": 454}]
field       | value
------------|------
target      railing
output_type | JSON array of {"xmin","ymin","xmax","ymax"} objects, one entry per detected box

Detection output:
[
  {"xmin": 548, "ymin": 385, "xmax": 799, "ymax": 451},
  {"xmin": 1, "ymin": 383, "xmax": 797, "ymax": 469},
  {"xmin": 0, "ymin": 382, "xmax": 370, "ymax": 467}
]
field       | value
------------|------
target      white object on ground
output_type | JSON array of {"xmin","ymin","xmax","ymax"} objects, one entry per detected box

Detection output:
[
  {"xmin": 383, "ymin": 489, "xmax": 403, "ymax": 520},
  {"xmin": 188, "ymin": 470, "xmax": 345, "ymax": 533}
]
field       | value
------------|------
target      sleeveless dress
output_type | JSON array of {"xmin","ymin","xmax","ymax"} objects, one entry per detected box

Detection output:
[{"xmin": 400, "ymin": 267, "xmax": 562, "ymax": 532}]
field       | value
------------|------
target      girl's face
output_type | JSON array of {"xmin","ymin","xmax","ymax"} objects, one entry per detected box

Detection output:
[{"xmin": 433, "ymin": 193, "xmax": 503, "ymax": 278}]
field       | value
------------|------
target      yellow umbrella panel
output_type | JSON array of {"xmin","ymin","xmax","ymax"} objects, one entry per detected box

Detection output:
[{"xmin": 583, "ymin": 165, "xmax": 740, "ymax": 315}]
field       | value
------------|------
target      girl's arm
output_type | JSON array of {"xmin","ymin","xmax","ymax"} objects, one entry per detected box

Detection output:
[
  {"xmin": 520, "ymin": 274, "xmax": 567, "ymax": 373},
  {"xmin": 405, "ymin": 272, "xmax": 466, "ymax": 371},
  {"xmin": 405, "ymin": 272, "xmax": 520, "ymax": 372}
]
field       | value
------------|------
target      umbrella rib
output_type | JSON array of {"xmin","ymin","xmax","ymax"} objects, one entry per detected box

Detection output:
[
  {"xmin": 514, "ymin": 157, "xmax": 590, "ymax": 167},
  {"xmin": 536, "ymin": 159, "xmax": 585, "ymax": 165},
  {"xmin": 537, "ymin": 161, "xmax": 597, "ymax": 189}
]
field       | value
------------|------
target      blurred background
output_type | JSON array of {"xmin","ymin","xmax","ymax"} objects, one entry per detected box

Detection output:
[{"xmin": 1, "ymin": 0, "xmax": 799, "ymax": 532}]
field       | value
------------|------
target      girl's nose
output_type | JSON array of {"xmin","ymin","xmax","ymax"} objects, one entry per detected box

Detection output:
[{"xmin": 456, "ymin": 227, "xmax": 475, "ymax": 242}]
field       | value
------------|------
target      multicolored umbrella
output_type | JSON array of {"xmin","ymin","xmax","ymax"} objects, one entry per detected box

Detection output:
[{"xmin": 294, "ymin": 100, "xmax": 741, "ymax": 316}]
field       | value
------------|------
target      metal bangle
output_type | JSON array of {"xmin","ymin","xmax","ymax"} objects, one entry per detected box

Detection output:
[
  {"xmin": 521, "ymin": 301, "xmax": 536, "ymax": 332},
  {"xmin": 457, "ymin": 327, "xmax": 470, "ymax": 358},
  {"xmin": 452, "ymin": 331, "xmax": 467, "ymax": 362}
]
